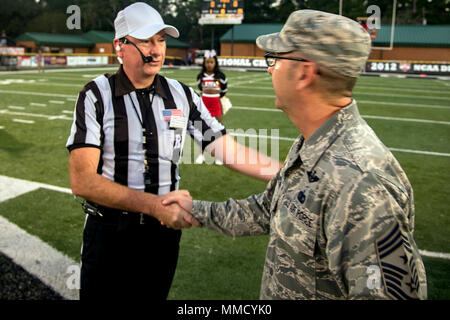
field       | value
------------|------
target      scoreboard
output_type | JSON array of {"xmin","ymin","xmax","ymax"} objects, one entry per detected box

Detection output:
[{"xmin": 199, "ymin": 0, "xmax": 244, "ymax": 25}]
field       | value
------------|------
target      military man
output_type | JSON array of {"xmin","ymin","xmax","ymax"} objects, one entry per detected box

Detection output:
[{"xmin": 164, "ymin": 10, "xmax": 427, "ymax": 299}]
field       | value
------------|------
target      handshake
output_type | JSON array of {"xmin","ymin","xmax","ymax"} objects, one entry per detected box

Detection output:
[{"xmin": 158, "ymin": 190, "xmax": 201, "ymax": 230}]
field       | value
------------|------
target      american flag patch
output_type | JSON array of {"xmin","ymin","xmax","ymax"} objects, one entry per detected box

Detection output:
[
  {"xmin": 375, "ymin": 223, "xmax": 420, "ymax": 300},
  {"xmin": 162, "ymin": 109, "xmax": 182, "ymax": 122}
]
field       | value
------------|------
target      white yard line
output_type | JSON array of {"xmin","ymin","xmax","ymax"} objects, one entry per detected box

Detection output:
[
  {"xmin": 227, "ymin": 91, "xmax": 450, "ymax": 102},
  {"xmin": 0, "ymin": 89, "xmax": 74, "ymax": 98},
  {"xmin": 363, "ymin": 114, "xmax": 450, "ymax": 125},
  {"xmin": 357, "ymin": 100, "xmax": 450, "ymax": 110},
  {"xmin": 229, "ymin": 132, "xmax": 450, "ymax": 158},
  {"xmin": 231, "ymin": 106, "xmax": 450, "ymax": 125},
  {"xmin": 49, "ymin": 100, "xmax": 66, "ymax": 104},
  {"xmin": 12, "ymin": 119, "xmax": 34, "ymax": 124},
  {"xmin": 229, "ymin": 84, "xmax": 450, "ymax": 95},
  {"xmin": 30, "ymin": 103, "xmax": 47, "ymax": 107},
  {"xmin": 0, "ymin": 66, "xmax": 116, "ymax": 75},
  {"xmin": 0, "ymin": 175, "xmax": 77, "ymax": 300},
  {"xmin": 0, "ymin": 110, "xmax": 72, "ymax": 121},
  {"xmin": 8, "ymin": 106, "xmax": 25, "ymax": 110}
]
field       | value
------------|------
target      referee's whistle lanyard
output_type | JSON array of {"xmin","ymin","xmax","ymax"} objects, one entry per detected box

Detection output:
[
  {"xmin": 128, "ymin": 91, "xmax": 183, "ymax": 190},
  {"xmin": 129, "ymin": 91, "xmax": 155, "ymax": 187}
]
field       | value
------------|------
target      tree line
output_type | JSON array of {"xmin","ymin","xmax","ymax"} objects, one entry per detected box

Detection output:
[{"xmin": 1, "ymin": 0, "xmax": 448, "ymax": 49}]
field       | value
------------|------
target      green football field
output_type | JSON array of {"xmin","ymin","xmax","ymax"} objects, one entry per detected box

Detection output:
[{"xmin": 0, "ymin": 66, "xmax": 449, "ymax": 299}]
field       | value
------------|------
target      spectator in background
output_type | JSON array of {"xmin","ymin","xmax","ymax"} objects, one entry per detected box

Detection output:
[
  {"xmin": 36, "ymin": 49, "xmax": 44, "ymax": 73},
  {"xmin": 0, "ymin": 30, "xmax": 7, "ymax": 47}
]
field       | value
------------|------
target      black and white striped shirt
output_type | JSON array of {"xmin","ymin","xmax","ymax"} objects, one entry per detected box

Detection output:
[{"xmin": 66, "ymin": 66, "xmax": 226, "ymax": 195}]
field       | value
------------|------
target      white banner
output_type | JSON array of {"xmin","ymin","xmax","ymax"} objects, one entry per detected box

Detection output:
[
  {"xmin": 66, "ymin": 56, "xmax": 108, "ymax": 66},
  {"xmin": 218, "ymin": 57, "xmax": 267, "ymax": 69}
]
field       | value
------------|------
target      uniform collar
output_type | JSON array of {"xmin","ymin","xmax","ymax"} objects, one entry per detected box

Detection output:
[
  {"xmin": 296, "ymin": 99, "xmax": 360, "ymax": 172},
  {"xmin": 114, "ymin": 65, "xmax": 168, "ymax": 100}
]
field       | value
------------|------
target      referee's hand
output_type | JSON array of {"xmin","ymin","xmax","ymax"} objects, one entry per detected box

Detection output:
[{"xmin": 159, "ymin": 190, "xmax": 200, "ymax": 229}]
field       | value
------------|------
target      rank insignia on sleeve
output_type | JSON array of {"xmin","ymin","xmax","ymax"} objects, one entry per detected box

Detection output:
[{"xmin": 375, "ymin": 223, "xmax": 421, "ymax": 300}]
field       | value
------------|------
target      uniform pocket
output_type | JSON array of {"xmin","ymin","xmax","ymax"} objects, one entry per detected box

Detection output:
[
  {"xmin": 159, "ymin": 129, "xmax": 175, "ymax": 161},
  {"xmin": 273, "ymin": 196, "xmax": 318, "ymax": 257}
]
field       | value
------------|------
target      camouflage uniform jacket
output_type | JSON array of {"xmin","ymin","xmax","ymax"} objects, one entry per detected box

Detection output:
[{"xmin": 192, "ymin": 100, "xmax": 427, "ymax": 300}]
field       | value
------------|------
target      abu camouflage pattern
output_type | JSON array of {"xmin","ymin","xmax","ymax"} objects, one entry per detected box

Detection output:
[
  {"xmin": 256, "ymin": 10, "xmax": 371, "ymax": 78},
  {"xmin": 191, "ymin": 100, "xmax": 427, "ymax": 300}
]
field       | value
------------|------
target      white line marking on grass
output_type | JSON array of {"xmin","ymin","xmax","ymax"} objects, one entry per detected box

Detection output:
[
  {"xmin": 0, "ymin": 126, "xmax": 4, "ymax": 129},
  {"xmin": 353, "ymin": 91, "xmax": 450, "ymax": 101},
  {"xmin": 358, "ymin": 100, "xmax": 450, "ymax": 110},
  {"xmin": 419, "ymin": 250, "xmax": 450, "ymax": 260},
  {"xmin": 0, "ymin": 66, "xmax": 116, "ymax": 75},
  {"xmin": 30, "ymin": 103, "xmax": 47, "ymax": 107},
  {"xmin": 231, "ymin": 84, "xmax": 450, "ymax": 95},
  {"xmin": 0, "ymin": 176, "xmax": 78, "ymax": 299},
  {"xmin": 388, "ymin": 148, "xmax": 450, "ymax": 157},
  {"xmin": 233, "ymin": 106, "xmax": 280, "ymax": 112},
  {"xmin": 0, "ymin": 175, "xmax": 41, "ymax": 202},
  {"xmin": 49, "ymin": 100, "xmax": 66, "ymax": 104},
  {"xmin": 228, "ymin": 90, "xmax": 450, "ymax": 102},
  {"xmin": 12, "ymin": 119, "xmax": 34, "ymax": 124},
  {"xmin": 363, "ymin": 115, "xmax": 450, "ymax": 125},
  {"xmin": 232, "ymin": 106, "xmax": 450, "ymax": 125},
  {"xmin": 0, "ymin": 216, "xmax": 79, "ymax": 300},
  {"xmin": 229, "ymin": 132, "xmax": 450, "ymax": 157},
  {"xmin": 0, "ymin": 89, "xmax": 74, "ymax": 99},
  {"xmin": 436, "ymin": 80, "xmax": 450, "ymax": 87},
  {"xmin": 62, "ymin": 110, "xmax": 74, "ymax": 114},
  {"xmin": 0, "ymin": 109, "xmax": 72, "ymax": 121},
  {"xmin": 356, "ymin": 85, "xmax": 450, "ymax": 95},
  {"xmin": 8, "ymin": 106, "xmax": 25, "ymax": 110}
]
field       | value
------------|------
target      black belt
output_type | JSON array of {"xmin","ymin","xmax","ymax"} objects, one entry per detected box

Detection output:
[{"xmin": 83, "ymin": 201, "xmax": 157, "ymax": 226}]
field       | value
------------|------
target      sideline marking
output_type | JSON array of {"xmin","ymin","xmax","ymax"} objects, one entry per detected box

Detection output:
[{"xmin": 0, "ymin": 175, "xmax": 77, "ymax": 300}]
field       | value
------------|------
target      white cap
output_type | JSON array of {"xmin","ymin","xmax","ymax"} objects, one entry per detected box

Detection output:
[{"xmin": 114, "ymin": 2, "xmax": 179, "ymax": 40}]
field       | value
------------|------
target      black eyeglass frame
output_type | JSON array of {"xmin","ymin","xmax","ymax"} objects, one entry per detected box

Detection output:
[{"xmin": 264, "ymin": 53, "xmax": 310, "ymax": 67}]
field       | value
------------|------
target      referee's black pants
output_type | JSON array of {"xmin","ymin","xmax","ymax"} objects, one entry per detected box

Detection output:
[{"xmin": 80, "ymin": 212, "xmax": 181, "ymax": 300}]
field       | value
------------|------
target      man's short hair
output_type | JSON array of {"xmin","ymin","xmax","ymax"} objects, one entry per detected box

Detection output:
[{"xmin": 314, "ymin": 66, "xmax": 357, "ymax": 99}]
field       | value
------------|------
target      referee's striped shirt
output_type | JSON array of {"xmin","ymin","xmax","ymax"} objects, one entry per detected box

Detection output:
[{"xmin": 66, "ymin": 66, "xmax": 226, "ymax": 195}]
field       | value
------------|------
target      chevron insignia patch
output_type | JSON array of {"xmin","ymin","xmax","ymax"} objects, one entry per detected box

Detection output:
[{"xmin": 375, "ymin": 223, "xmax": 420, "ymax": 300}]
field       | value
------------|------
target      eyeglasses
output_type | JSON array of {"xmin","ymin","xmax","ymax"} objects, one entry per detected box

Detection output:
[{"xmin": 264, "ymin": 53, "xmax": 310, "ymax": 67}]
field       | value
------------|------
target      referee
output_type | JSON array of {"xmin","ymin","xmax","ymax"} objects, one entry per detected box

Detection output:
[{"xmin": 66, "ymin": 2, "xmax": 280, "ymax": 300}]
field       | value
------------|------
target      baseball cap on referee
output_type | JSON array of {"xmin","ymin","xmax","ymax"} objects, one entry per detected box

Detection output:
[{"xmin": 114, "ymin": 2, "xmax": 179, "ymax": 40}]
